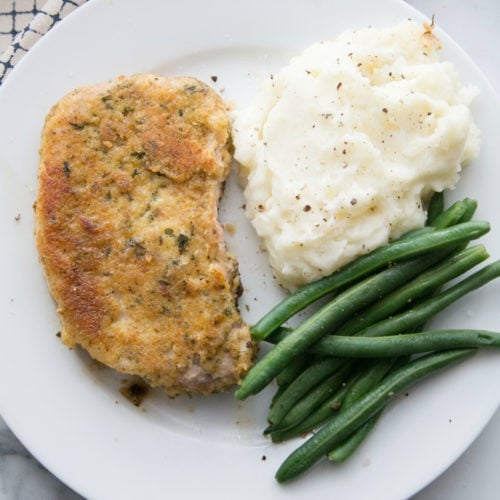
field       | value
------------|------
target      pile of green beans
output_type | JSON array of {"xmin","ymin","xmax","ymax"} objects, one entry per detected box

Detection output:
[{"xmin": 235, "ymin": 195, "xmax": 500, "ymax": 483}]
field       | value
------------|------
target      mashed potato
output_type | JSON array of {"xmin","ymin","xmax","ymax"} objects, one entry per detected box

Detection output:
[{"xmin": 232, "ymin": 20, "xmax": 480, "ymax": 290}]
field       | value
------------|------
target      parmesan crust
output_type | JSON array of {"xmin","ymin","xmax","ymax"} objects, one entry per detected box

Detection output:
[{"xmin": 35, "ymin": 74, "xmax": 256, "ymax": 396}]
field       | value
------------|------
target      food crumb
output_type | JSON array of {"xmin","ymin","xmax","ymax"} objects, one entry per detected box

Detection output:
[
  {"xmin": 14, "ymin": 213, "xmax": 21, "ymax": 221},
  {"xmin": 362, "ymin": 458, "xmax": 371, "ymax": 467},
  {"xmin": 224, "ymin": 222, "xmax": 236, "ymax": 236},
  {"xmin": 211, "ymin": 75, "xmax": 218, "ymax": 82},
  {"xmin": 120, "ymin": 379, "xmax": 149, "ymax": 406}
]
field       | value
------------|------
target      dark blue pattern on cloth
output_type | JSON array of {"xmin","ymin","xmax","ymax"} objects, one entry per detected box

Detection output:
[{"xmin": 0, "ymin": 0, "xmax": 88, "ymax": 85}]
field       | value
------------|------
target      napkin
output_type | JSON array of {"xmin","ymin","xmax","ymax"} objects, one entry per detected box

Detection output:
[{"xmin": 0, "ymin": 0, "xmax": 88, "ymax": 85}]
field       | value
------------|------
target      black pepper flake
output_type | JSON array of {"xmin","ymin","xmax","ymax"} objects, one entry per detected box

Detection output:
[
  {"xmin": 350, "ymin": 198, "xmax": 357, "ymax": 206},
  {"xmin": 210, "ymin": 75, "xmax": 218, "ymax": 82},
  {"xmin": 63, "ymin": 161, "xmax": 71, "ymax": 178},
  {"xmin": 261, "ymin": 455, "xmax": 267, "ymax": 461},
  {"xmin": 382, "ymin": 107, "xmax": 388, "ymax": 113},
  {"xmin": 303, "ymin": 204, "xmax": 312, "ymax": 212},
  {"xmin": 337, "ymin": 81, "xmax": 342, "ymax": 90}
]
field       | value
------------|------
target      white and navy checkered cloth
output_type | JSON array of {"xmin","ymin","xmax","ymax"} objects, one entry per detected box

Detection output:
[{"xmin": 0, "ymin": 0, "xmax": 88, "ymax": 85}]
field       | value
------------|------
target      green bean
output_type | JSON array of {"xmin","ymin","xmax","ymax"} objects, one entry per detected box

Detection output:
[
  {"xmin": 429, "ymin": 199, "xmax": 468, "ymax": 229},
  {"xmin": 335, "ymin": 245, "xmax": 489, "ymax": 337},
  {"xmin": 266, "ymin": 253, "xmax": 495, "ymax": 443},
  {"xmin": 270, "ymin": 376, "xmax": 357, "ymax": 443},
  {"xmin": 267, "ymin": 326, "xmax": 294, "ymax": 346},
  {"xmin": 387, "ymin": 197, "xmax": 468, "ymax": 240},
  {"xmin": 327, "ymin": 357, "xmax": 409, "ymax": 461},
  {"xmin": 266, "ymin": 249, "xmax": 493, "ymax": 348},
  {"xmin": 267, "ymin": 358, "xmax": 350, "ymax": 427},
  {"xmin": 403, "ymin": 197, "xmax": 475, "ymax": 243},
  {"xmin": 341, "ymin": 358, "xmax": 399, "ymax": 407},
  {"xmin": 425, "ymin": 191, "xmax": 445, "ymax": 225},
  {"xmin": 270, "ymin": 358, "xmax": 403, "ymax": 442},
  {"xmin": 270, "ymin": 362, "xmax": 355, "ymax": 432},
  {"xmin": 276, "ymin": 353, "xmax": 313, "ymax": 387},
  {"xmin": 457, "ymin": 198, "xmax": 478, "ymax": 223},
  {"xmin": 269, "ymin": 383, "xmax": 288, "ymax": 410},
  {"xmin": 309, "ymin": 329, "xmax": 500, "ymax": 358},
  {"xmin": 251, "ymin": 220, "xmax": 489, "ymax": 340},
  {"xmin": 236, "ymin": 247, "xmax": 469, "ymax": 400},
  {"xmin": 275, "ymin": 348, "xmax": 477, "ymax": 482},
  {"xmin": 328, "ymin": 411, "xmax": 382, "ymax": 462},
  {"xmin": 394, "ymin": 226, "xmax": 433, "ymax": 241},
  {"xmin": 271, "ymin": 358, "xmax": 404, "ymax": 443},
  {"xmin": 345, "ymin": 260, "xmax": 500, "ymax": 341},
  {"xmin": 237, "ymin": 230, "xmax": 491, "ymax": 401}
]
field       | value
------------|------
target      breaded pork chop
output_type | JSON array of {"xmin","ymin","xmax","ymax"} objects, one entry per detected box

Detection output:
[{"xmin": 35, "ymin": 74, "xmax": 256, "ymax": 396}]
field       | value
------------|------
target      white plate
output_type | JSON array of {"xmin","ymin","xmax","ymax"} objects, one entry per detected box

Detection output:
[{"xmin": 0, "ymin": 0, "xmax": 499, "ymax": 499}]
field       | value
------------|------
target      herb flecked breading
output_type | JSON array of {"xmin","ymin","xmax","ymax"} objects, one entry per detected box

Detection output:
[{"xmin": 35, "ymin": 73, "xmax": 256, "ymax": 396}]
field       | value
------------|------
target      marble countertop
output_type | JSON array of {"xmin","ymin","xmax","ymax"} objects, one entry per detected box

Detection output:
[{"xmin": 0, "ymin": 1, "xmax": 499, "ymax": 499}]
